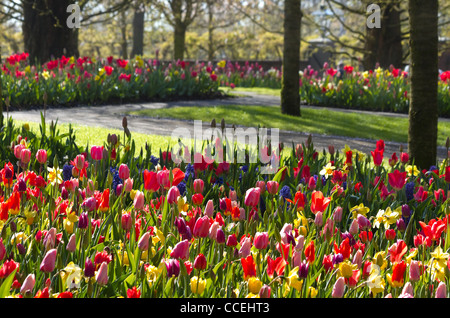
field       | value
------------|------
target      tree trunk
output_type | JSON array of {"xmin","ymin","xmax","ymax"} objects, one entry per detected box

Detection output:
[
  {"xmin": 174, "ymin": 21, "xmax": 186, "ymax": 60},
  {"xmin": 281, "ymin": 0, "xmax": 302, "ymax": 117},
  {"xmin": 363, "ymin": 1, "xmax": 403, "ymax": 69},
  {"xmin": 120, "ymin": 10, "xmax": 128, "ymax": 59},
  {"xmin": 130, "ymin": 3, "xmax": 145, "ymax": 58},
  {"xmin": 408, "ymin": 0, "xmax": 438, "ymax": 169},
  {"xmin": 22, "ymin": 0, "xmax": 79, "ymax": 64}
]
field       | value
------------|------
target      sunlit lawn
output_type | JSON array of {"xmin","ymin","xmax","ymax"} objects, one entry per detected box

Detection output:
[
  {"xmin": 13, "ymin": 119, "xmax": 180, "ymax": 154},
  {"xmin": 128, "ymin": 104, "xmax": 450, "ymax": 146},
  {"xmin": 220, "ymin": 86, "xmax": 281, "ymax": 96}
]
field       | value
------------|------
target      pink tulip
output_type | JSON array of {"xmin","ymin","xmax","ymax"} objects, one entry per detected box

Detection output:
[
  {"xmin": 255, "ymin": 181, "xmax": 265, "ymax": 194},
  {"xmin": 66, "ymin": 234, "xmax": 77, "ymax": 253},
  {"xmin": 124, "ymin": 178, "xmax": 133, "ymax": 192},
  {"xmin": 90, "ymin": 146, "xmax": 103, "ymax": 161},
  {"xmin": 121, "ymin": 213, "xmax": 132, "ymax": 231},
  {"xmin": 244, "ymin": 187, "xmax": 260, "ymax": 207},
  {"xmin": 266, "ymin": 181, "xmax": 279, "ymax": 195},
  {"xmin": 333, "ymin": 206, "xmax": 343, "ymax": 223},
  {"xmin": 193, "ymin": 179, "xmax": 204, "ymax": 194},
  {"xmin": 36, "ymin": 149, "xmax": 48, "ymax": 164},
  {"xmin": 229, "ymin": 190, "xmax": 237, "ymax": 201},
  {"xmin": 193, "ymin": 216, "xmax": 210, "ymax": 238},
  {"xmin": 292, "ymin": 251, "xmax": 302, "ymax": 268},
  {"xmin": 204, "ymin": 199, "xmax": 214, "ymax": 217},
  {"xmin": 435, "ymin": 282, "xmax": 447, "ymax": 298},
  {"xmin": 0, "ymin": 238, "xmax": 5, "ymax": 261},
  {"xmin": 239, "ymin": 237, "xmax": 252, "ymax": 258},
  {"xmin": 43, "ymin": 227, "xmax": 56, "ymax": 250},
  {"xmin": 20, "ymin": 148, "xmax": 31, "ymax": 164},
  {"xmin": 208, "ymin": 221, "xmax": 220, "ymax": 240},
  {"xmin": 14, "ymin": 144, "xmax": 25, "ymax": 159},
  {"xmin": 167, "ymin": 186, "xmax": 180, "ymax": 204},
  {"xmin": 20, "ymin": 274, "xmax": 35, "ymax": 295},
  {"xmin": 409, "ymin": 260, "xmax": 421, "ymax": 281},
  {"xmin": 138, "ymin": 232, "xmax": 150, "ymax": 251},
  {"xmin": 332, "ymin": 276, "xmax": 346, "ymax": 298},
  {"xmin": 74, "ymin": 154, "xmax": 85, "ymax": 170},
  {"xmin": 401, "ymin": 282, "xmax": 414, "ymax": 298},
  {"xmin": 170, "ymin": 239, "xmax": 190, "ymax": 260},
  {"xmin": 157, "ymin": 169, "xmax": 170, "ymax": 189},
  {"xmin": 118, "ymin": 164, "xmax": 130, "ymax": 180},
  {"xmin": 352, "ymin": 249, "xmax": 363, "ymax": 269},
  {"xmin": 254, "ymin": 232, "xmax": 269, "ymax": 250},
  {"xmin": 40, "ymin": 249, "xmax": 57, "ymax": 273},
  {"xmin": 314, "ymin": 212, "xmax": 323, "ymax": 227},
  {"xmin": 349, "ymin": 218, "xmax": 359, "ymax": 235},
  {"xmin": 96, "ymin": 262, "xmax": 109, "ymax": 285},
  {"xmin": 133, "ymin": 190, "xmax": 145, "ymax": 210}
]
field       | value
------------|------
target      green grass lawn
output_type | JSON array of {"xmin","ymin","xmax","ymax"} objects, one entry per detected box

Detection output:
[
  {"xmin": 13, "ymin": 119, "xmax": 180, "ymax": 154},
  {"xmin": 128, "ymin": 104, "xmax": 450, "ymax": 146},
  {"xmin": 220, "ymin": 86, "xmax": 281, "ymax": 96}
]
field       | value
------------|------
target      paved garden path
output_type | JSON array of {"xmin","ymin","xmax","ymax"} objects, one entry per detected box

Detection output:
[{"xmin": 10, "ymin": 90, "xmax": 448, "ymax": 162}]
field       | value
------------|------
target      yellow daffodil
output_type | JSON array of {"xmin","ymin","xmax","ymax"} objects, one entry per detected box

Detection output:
[
  {"xmin": 190, "ymin": 276, "xmax": 206, "ymax": 295},
  {"xmin": 146, "ymin": 265, "xmax": 162, "ymax": 287},
  {"xmin": 373, "ymin": 207, "xmax": 401, "ymax": 229},
  {"xmin": 337, "ymin": 260, "xmax": 358, "ymax": 279},
  {"xmin": 24, "ymin": 209, "xmax": 36, "ymax": 225},
  {"xmin": 63, "ymin": 218, "xmax": 74, "ymax": 234},
  {"xmin": 10, "ymin": 232, "xmax": 28, "ymax": 245},
  {"xmin": 350, "ymin": 203, "xmax": 370, "ymax": 219},
  {"xmin": 41, "ymin": 70, "xmax": 50, "ymax": 80},
  {"xmin": 246, "ymin": 293, "xmax": 259, "ymax": 298},
  {"xmin": 319, "ymin": 162, "xmax": 335, "ymax": 178},
  {"xmin": 366, "ymin": 266, "xmax": 385, "ymax": 295},
  {"xmin": 430, "ymin": 246, "xmax": 449, "ymax": 269},
  {"xmin": 372, "ymin": 251, "xmax": 387, "ymax": 270},
  {"xmin": 177, "ymin": 196, "xmax": 189, "ymax": 213},
  {"xmin": 217, "ymin": 60, "xmax": 226, "ymax": 68},
  {"xmin": 307, "ymin": 286, "xmax": 318, "ymax": 298},
  {"xmin": 287, "ymin": 267, "xmax": 303, "ymax": 292},
  {"xmin": 406, "ymin": 248, "xmax": 418, "ymax": 264},
  {"xmin": 405, "ymin": 165, "xmax": 419, "ymax": 177},
  {"xmin": 247, "ymin": 277, "xmax": 262, "ymax": 294},
  {"xmin": 47, "ymin": 166, "xmax": 63, "ymax": 186},
  {"xmin": 60, "ymin": 262, "xmax": 82, "ymax": 289}
]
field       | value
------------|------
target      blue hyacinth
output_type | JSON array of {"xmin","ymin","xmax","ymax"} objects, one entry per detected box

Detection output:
[
  {"xmin": 279, "ymin": 185, "xmax": 292, "ymax": 200},
  {"xmin": 62, "ymin": 164, "xmax": 73, "ymax": 181},
  {"xmin": 177, "ymin": 181, "xmax": 186, "ymax": 196},
  {"xmin": 405, "ymin": 182, "xmax": 415, "ymax": 201}
]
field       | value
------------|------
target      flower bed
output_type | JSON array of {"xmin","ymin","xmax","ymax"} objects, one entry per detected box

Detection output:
[
  {"xmin": 0, "ymin": 118, "xmax": 449, "ymax": 299},
  {"xmin": 217, "ymin": 61, "xmax": 450, "ymax": 117},
  {"xmin": 1, "ymin": 54, "xmax": 221, "ymax": 109}
]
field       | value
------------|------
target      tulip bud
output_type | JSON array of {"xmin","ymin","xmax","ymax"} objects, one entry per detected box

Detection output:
[
  {"xmin": 167, "ymin": 186, "xmax": 180, "ymax": 204},
  {"xmin": 138, "ymin": 232, "xmax": 150, "ymax": 251},
  {"xmin": 255, "ymin": 181, "xmax": 265, "ymax": 194},
  {"xmin": 409, "ymin": 260, "xmax": 421, "ymax": 281},
  {"xmin": 36, "ymin": 149, "xmax": 48, "ymax": 164},
  {"xmin": 204, "ymin": 199, "xmax": 214, "ymax": 217},
  {"xmin": 84, "ymin": 258, "xmax": 95, "ymax": 278},
  {"xmin": 121, "ymin": 213, "xmax": 132, "ymax": 231},
  {"xmin": 21, "ymin": 148, "xmax": 32, "ymax": 164},
  {"xmin": 435, "ymin": 282, "xmax": 447, "ymax": 298},
  {"xmin": 66, "ymin": 234, "xmax": 77, "ymax": 253},
  {"xmin": 332, "ymin": 276, "xmax": 346, "ymax": 298},
  {"xmin": 96, "ymin": 262, "xmax": 109, "ymax": 285},
  {"xmin": 124, "ymin": 178, "xmax": 133, "ymax": 192},
  {"xmin": 193, "ymin": 179, "xmax": 204, "ymax": 194},
  {"xmin": 349, "ymin": 219, "xmax": 359, "ymax": 235},
  {"xmin": 40, "ymin": 249, "xmax": 57, "ymax": 273},
  {"xmin": 216, "ymin": 227, "xmax": 225, "ymax": 244},
  {"xmin": 397, "ymin": 218, "xmax": 406, "ymax": 232},
  {"xmin": 259, "ymin": 285, "xmax": 271, "ymax": 298},
  {"xmin": 17, "ymin": 178, "xmax": 26, "ymax": 192},
  {"xmin": 254, "ymin": 232, "xmax": 269, "ymax": 250},
  {"xmin": 194, "ymin": 253, "xmax": 207, "ymax": 270},
  {"xmin": 20, "ymin": 274, "xmax": 35, "ymax": 295},
  {"xmin": 118, "ymin": 164, "xmax": 130, "ymax": 180},
  {"xmin": 133, "ymin": 190, "xmax": 145, "ymax": 210}
]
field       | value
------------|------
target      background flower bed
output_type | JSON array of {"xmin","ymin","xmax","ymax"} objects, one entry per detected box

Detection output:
[
  {"xmin": 1, "ymin": 53, "xmax": 221, "ymax": 109},
  {"xmin": 0, "ymin": 116, "xmax": 450, "ymax": 298},
  {"xmin": 218, "ymin": 62, "xmax": 450, "ymax": 117}
]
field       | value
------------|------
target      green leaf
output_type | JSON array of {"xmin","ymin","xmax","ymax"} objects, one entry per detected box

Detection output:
[{"xmin": 0, "ymin": 268, "xmax": 17, "ymax": 298}]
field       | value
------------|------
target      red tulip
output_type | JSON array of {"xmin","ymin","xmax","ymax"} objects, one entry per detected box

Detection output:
[
  {"xmin": 170, "ymin": 239, "xmax": 190, "ymax": 260},
  {"xmin": 193, "ymin": 216, "xmax": 210, "ymax": 238},
  {"xmin": 143, "ymin": 170, "xmax": 159, "ymax": 192},
  {"xmin": 240, "ymin": 255, "xmax": 256, "ymax": 280},
  {"xmin": 254, "ymin": 232, "xmax": 269, "ymax": 250},
  {"xmin": 310, "ymin": 191, "xmax": 330, "ymax": 214},
  {"xmin": 388, "ymin": 170, "xmax": 407, "ymax": 190}
]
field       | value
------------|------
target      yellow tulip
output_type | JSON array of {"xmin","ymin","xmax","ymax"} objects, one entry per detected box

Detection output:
[
  {"xmin": 190, "ymin": 276, "xmax": 206, "ymax": 295},
  {"xmin": 247, "ymin": 277, "xmax": 262, "ymax": 294}
]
